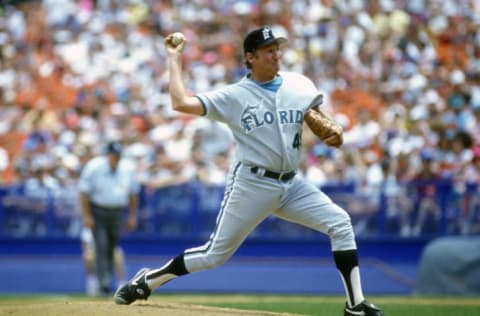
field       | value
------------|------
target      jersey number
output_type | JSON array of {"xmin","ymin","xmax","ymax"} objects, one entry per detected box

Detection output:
[{"xmin": 292, "ymin": 132, "xmax": 301, "ymax": 149}]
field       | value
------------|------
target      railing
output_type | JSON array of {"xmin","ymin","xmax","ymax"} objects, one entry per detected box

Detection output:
[{"xmin": 0, "ymin": 179, "xmax": 479, "ymax": 239}]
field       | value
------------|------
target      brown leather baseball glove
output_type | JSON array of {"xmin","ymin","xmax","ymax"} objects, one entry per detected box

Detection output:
[{"xmin": 304, "ymin": 109, "xmax": 343, "ymax": 147}]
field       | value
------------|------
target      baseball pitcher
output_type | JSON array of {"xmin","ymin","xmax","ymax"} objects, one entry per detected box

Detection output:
[{"xmin": 114, "ymin": 26, "xmax": 386, "ymax": 316}]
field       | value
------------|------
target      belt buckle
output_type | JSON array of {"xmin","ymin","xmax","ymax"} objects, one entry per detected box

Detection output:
[
  {"xmin": 255, "ymin": 167, "xmax": 266, "ymax": 177},
  {"xmin": 278, "ymin": 171, "xmax": 285, "ymax": 181}
]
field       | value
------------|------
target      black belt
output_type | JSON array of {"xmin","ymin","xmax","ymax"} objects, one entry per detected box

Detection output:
[
  {"xmin": 251, "ymin": 167, "xmax": 296, "ymax": 182},
  {"xmin": 90, "ymin": 202, "xmax": 124, "ymax": 212}
]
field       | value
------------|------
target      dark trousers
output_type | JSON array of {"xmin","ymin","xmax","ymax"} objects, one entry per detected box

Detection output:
[{"xmin": 90, "ymin": 203, "xmax": 123, "ymax": 293}]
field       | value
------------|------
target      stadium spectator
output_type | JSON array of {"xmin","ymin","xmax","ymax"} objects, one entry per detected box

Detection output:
[
  {"xmin": 460, "ymin": 144, "xmax": 480, "ymax": 234},
  {"xmin": 410, "ymin": 148, "xmax": 442, "ymax": 236},
  {"xmin": 378, "ymin": 156, "xmax": 413, "ymax": 236},
  {"xmin": 0, "ymin": 146, "xmax": 8, "ymax": 184},
  {"xmin": 0, "ymin": 0, "xmax": 479, "ymax": 239}
]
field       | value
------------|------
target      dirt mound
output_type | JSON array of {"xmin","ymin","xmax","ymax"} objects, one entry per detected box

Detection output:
[{"xmin": 0, "ymin": 300, "xmax": 297, "ymax": 316}]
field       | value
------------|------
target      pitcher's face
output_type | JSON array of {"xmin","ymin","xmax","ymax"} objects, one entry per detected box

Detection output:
[{"xmin": 247, "ymin": 43, "xmax": 282, "ymax": 82}]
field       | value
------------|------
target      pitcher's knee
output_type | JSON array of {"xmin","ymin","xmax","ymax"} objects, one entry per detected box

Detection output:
[
  {"xmin": 203, "ymin": 253, "xmax": 229, "ymax": 270},
  {"xmin": 328, "ymin": 212, "xmax": 356, "ymax": 251}
]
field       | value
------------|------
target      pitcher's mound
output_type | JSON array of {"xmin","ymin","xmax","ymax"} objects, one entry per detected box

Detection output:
[{"xmin": 0, "ymin": 300, "xmax": 298, "ymax": 316}]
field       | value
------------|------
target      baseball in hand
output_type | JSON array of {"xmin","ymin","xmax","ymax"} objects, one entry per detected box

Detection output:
[{"xmin": 171, "ymin": 32, "xmax": 185, "ymax": 47}]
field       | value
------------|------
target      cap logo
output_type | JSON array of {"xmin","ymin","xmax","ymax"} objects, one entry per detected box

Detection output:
[{"xmin": 262, "ymin": 27, "xmax": 271, "ymax": 40}]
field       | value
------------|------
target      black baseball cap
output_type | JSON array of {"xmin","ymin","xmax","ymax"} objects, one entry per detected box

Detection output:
[
  {"xmin": 243, "ymin": 26, "xmax": 287, "ymax": 54},
  {"xmin": 106, "ymin": 141, "xmax": 122, "ymax": 156}
]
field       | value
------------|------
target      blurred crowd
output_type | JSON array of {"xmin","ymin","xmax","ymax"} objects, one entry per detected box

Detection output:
[{"xmin": 0, "ymin": 0, "xmax": 480, "ymax": 237}]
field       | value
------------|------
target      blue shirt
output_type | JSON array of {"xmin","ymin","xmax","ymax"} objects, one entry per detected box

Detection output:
[
  {"xmin": 249, "ymin": 75, "xmax": 283, "ymax": 92},
  {"xmin": 79, "ymin": 156, "xmax": 139, "ymax": 208}
]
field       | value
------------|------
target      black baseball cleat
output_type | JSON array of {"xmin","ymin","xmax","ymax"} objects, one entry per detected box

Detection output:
[
  {"xmin": 344, "ymin": 300, "xmax": 385, "ymax": 316},
  {"xmin": 114, "ymin": 268, "xmax": 151, "ymax": 305}
]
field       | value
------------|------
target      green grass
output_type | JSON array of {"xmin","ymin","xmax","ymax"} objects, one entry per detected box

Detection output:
[
  {"xmin": 206, "ymin": 301, "xmax": 480, "ymax": 316},
  {"xmin": 191, "ymin": 295, "xmax": 480, "ymax": 316},
  {"xmin": 0, "ymin": 294, "xmax": 479, "ymax": 316}
]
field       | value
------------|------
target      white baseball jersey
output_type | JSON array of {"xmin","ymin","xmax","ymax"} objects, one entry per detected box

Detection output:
[
  {"xmin": 182, "ymin": 71, "xmax": 356, "ymax": 274},
  {"xmin": 197, "ymin": 71, "xmax": 323, "ymax": 172}
]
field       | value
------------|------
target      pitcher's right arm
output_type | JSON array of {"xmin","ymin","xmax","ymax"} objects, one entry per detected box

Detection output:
[{"xmin": 165, "ymin": 33, "xmax": 205, "ymax": 116}]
